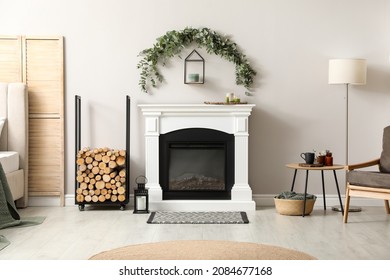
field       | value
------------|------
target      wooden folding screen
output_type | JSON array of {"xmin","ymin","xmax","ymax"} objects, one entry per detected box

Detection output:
[{"xmin": 0, "ymin": 35, "xmax": 64, "ymax": 206}]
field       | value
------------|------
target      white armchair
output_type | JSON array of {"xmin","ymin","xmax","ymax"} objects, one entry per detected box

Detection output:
[{"xmin": 0, "ymin": 82, "xmax": 29, "ymax": 208}]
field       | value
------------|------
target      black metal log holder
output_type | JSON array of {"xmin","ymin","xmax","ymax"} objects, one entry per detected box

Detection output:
[{"xmin": 75, "ymin": 95, "xmax": 131, "ymax": 211}]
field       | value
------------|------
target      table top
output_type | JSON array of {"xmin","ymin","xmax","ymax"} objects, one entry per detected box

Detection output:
[{"xmin": 286, "ymin": 163, "xmax": 345, "ymax": 171}]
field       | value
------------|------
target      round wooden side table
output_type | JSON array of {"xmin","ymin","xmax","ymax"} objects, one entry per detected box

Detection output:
[{"xmin": 285, "ymin": 163, "xmax": 345, "ymax": 217}]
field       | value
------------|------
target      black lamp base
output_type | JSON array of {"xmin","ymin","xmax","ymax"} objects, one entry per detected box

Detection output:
[{"xmin": 332, "ymin": 205, "xmax": 362, "ymax": 212}]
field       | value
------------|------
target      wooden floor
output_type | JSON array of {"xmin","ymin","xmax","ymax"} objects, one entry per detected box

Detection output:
[{"xmin": 1, "ymin": 205, "xmax": 390, "ymax": 260}]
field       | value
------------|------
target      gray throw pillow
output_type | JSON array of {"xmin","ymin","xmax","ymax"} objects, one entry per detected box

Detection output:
[{"xmin": 380, "ymin": 125, "xmax": 390, "ymax": 173}]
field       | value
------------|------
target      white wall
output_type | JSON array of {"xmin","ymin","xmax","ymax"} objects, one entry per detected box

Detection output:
[{"xmin": 1, "ymin": 0, "xmax": 390, "ymax": 204}]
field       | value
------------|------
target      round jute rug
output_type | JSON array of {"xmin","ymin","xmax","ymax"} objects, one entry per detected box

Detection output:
[{"xmin": 89, "ymin": 240, "xmax": 317, "ymax": 260}]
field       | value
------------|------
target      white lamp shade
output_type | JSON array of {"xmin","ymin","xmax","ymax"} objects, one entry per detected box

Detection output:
[{"xmin": 328, "ymin": 59, "xmax": 367, "ymax": 85}]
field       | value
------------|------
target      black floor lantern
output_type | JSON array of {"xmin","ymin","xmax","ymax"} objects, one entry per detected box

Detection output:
[{"xmin": 133, "ymin": 176, "xmax": 149, "ymax": 214}]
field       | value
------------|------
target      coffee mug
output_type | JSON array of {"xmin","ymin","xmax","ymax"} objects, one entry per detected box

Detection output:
[{"xmin": 300, "ymin": 152, "xmax": 315, "ymax": 164}]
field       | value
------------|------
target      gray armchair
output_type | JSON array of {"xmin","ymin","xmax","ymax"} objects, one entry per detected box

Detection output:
[{"xmin": 344, "ymin": 125, "xmax": 390, "ymax": 223}]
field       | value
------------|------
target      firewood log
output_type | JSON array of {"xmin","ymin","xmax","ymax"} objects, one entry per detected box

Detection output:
[
  {"xmin": 116, "ymin": 156, "xmax": 125, "ymax": 166},
  {"xmin": 92, "ymin": 166, "xmax": 99, "ymax": 174},
  {"xmin": 110, "ymin": 171, "xmax": 117, "ymax": 178},
  {"xmin": 108, "ymin": 160, "xmax": 117, "ymax": 169},
  {"xmin": 79, "ymin": 164, "xmax": 87, "ymax": 172},
  {"xmin": 102, "ymin": 174, "xmax": 111, "ymax": 183},
  {"xmin": 94, "ymin": 153, "xmax": 102, "ymax": 162},
  {"xmin": 76, "ymin": 194, "xmax": 84, "ymax": 202},
  {"xmin": 95, "ymin": 180, "xmax": 105, "ymax": 190},
  {"xmin": 117, "ymin": 186, "xmax": 125, "ymax": 195},
  {"xmin": 102, "ymin": 155, "xmax": 110, "ymax": 163}
]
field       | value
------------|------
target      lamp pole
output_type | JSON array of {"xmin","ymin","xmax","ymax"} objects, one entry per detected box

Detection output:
[
  {"xmin": 346, "ymin": 83, "xmax": 349, "ymax": 166},
  {"xmin": 332, "ymin": 83, "xmax": 361, "ymax": 213}
]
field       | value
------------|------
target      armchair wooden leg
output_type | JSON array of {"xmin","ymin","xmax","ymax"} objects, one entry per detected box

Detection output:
[
  {"xmin": 344, "ymin": 186, "xmax": 351, "ymax": 223},
  {"xmin": 385, "ymin": 200, "xmax": 390, "ymax": 214}
]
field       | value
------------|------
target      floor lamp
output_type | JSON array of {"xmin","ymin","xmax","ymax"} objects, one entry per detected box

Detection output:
[{"xmin": 328, "ymin": 58, "xmax": 367, "ymax": 212}]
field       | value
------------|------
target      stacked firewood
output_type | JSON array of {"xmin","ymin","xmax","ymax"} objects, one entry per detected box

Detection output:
[{"xmin": 76, "ymin": 147, "xmax": 126, "ymax": 204}]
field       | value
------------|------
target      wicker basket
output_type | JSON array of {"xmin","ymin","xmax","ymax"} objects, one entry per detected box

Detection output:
[{"xmin": 274, "ymin": 196, "xmax": 316, "ymax": 216}]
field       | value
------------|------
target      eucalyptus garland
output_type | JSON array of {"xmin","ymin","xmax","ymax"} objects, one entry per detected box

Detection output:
[{"xmin": 137, "ymin": 27, "xmax": 256, "ymax": 94}]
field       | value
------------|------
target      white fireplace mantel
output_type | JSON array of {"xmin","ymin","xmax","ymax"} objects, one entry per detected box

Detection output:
[{"xmin": 138, "ymin": 103, "xmax": 256, "ymax": 211}]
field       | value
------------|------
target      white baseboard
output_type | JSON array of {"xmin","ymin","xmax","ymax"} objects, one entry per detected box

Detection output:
[
  {"xmin": 30, "ymin": 194, "xmax": 380, "ymax": 208},
  {"xmin": 28, "ymin": 196, "xmax": 63, "ymax": 207}
]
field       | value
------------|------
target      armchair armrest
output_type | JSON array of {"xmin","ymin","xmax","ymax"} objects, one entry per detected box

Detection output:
[{"xmin": 345, "ymin": 158, "xmax": 380, "ymax": 171}]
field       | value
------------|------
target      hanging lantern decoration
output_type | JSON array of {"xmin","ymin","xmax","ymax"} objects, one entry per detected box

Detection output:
[
  {"xmin": 133, "ymin": 176, "xmax": 149, "ymax": 214},
  {"xmin": 184, "ymin": 49, "xmax": 205, "ymax": 84}
]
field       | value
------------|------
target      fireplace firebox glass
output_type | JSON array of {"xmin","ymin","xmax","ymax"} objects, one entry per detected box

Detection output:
[{"xmin": 169, "ymin": 143, "xmax": 225, "ymax": 191}]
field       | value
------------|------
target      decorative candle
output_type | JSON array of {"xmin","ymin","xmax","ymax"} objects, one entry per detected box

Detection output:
[
  {"xmin": 136, "ymin": 196, "xmax": 146, "ymax": 210},
  {"xmin": 188, "ymin": 73, "xmax": 200, "ymax": 82},
  {"xmin": 228, "ymin": 93, "xmax": 234, "ymax": 102}
]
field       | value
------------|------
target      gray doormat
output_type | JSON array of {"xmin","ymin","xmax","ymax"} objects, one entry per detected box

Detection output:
[{"xmin": 147, "ymin": 211, "xmax": 249, "ymax": 224}]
